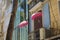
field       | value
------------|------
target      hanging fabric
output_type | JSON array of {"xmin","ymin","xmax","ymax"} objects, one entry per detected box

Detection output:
[{"xmin": 31, "ymin": 12, "xmax": 42, "ymax": 20}]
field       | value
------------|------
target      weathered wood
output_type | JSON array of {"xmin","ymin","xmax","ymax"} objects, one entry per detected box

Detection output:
[{"xmin": 6, "ymin": 0, "xmax": 18, "ymax": 40}]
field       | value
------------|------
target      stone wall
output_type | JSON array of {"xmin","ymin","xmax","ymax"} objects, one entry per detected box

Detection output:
[{"xmin": 49, "ymin": 0, "xmax": 60, "ymax": 35}]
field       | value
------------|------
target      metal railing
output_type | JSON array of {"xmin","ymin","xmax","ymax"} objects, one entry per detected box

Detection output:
[
  {"xmin": 28, "ymin": 29, "xmax": 40, "ymax": 40},
  {"xmin": 28, "ymin": 28, "xmax": 60, "ymax": 40}
]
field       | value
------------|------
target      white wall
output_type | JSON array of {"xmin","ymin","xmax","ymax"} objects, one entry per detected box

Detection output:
[
  {"xmin": 3, "ymin": 4, "xmax": 13, "ymax": 40},
  {"xmin": 0, "ymin": 0, "xmax": 13, "ymax": 40}
]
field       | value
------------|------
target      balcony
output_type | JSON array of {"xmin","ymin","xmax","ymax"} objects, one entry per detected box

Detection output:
[
  {"xmin": 28, "ymin": 28, "xmax": 60, "ymax": 40},
  {"xmin": 28, "ymin": 29, "xmax": 40, "ymax": 40}
]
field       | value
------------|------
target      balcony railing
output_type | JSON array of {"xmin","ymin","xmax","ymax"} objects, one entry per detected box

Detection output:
[
  {"xmin": 29, "ymin": 0, "xmax": 44, "ymax": 10},
  {"xmin": 28, "ymin": 28, "xmax": 60, "ymax": 40},
  {"xmin": 28, "ymin": 29, "xmax": 40, "ymax": 40}
]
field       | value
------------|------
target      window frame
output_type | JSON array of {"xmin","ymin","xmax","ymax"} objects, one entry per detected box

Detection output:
[{"xmin": 42, "ymin": 2, "xmax": 50, "ymax": 29}]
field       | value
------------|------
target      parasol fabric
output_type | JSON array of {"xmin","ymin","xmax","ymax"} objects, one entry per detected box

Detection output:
[
  {"xmin": 31, "ymin": 12, "xmax": 42, "ymax": 20},
  {"xmin": 18, "ymin": 21, "xmax": 28, "ymax": 28}
]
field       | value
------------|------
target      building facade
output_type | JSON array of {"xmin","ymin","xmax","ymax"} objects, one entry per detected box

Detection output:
[
  {"xmin": 0, "ymin": 0, "xmax": 13, "ymax": 40},
  {"xmin": 49, "ymin": 0, "xmax": 60, "ymax": 35},
  {"xmin": 0, "ymin": 0, "xmax": 60, "ymax": 40},
  {"xmin": 28, "ymin": 0, "xmax": 60, "ymax": 40}
]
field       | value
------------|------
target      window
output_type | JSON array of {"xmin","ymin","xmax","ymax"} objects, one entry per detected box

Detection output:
[
  {"xmin": 20, "ymin": 0, "xmax": 28, "ymax": 40},
  {"xmin": 42, "ymin": 2, "xmax": 50, "ymax": 29},
  {"xmin": 12, "ymin": 5, "xmax": 28, "ymax": 40}
]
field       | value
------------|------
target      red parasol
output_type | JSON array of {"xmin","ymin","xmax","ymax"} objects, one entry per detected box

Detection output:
[
  {"xmin": 31, "ymin": 12, "xmax": 42, "ymax": 20},
  {"xmin": 18, "ymin": 21, "xmax": 28, "ymax": 28}
]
